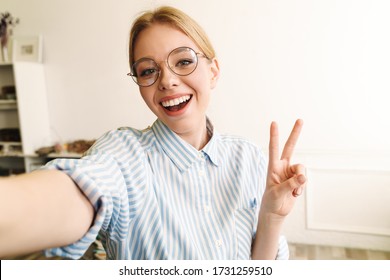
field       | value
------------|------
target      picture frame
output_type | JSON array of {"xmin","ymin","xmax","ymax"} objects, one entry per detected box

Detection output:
[{"xmin": 12, "ymin": 35, "xmax": 43, "ymax": 63}]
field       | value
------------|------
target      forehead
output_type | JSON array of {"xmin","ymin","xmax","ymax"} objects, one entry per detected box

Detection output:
[{"xmin": 133, "ymin": 23, "xmax": 198, "ymax": 61}]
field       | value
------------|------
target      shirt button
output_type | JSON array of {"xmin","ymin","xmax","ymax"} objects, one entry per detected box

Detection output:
[
  {"xmin": 203, "ymin": 205, "xmax": 211, "ymax": 213},
  {"xmin": 215, "ymin": 239, "xmax": 223, "ymax": 248},
  {"xmin": 199, "ymin": 169, "xmax": 205, "ymax": 176}
]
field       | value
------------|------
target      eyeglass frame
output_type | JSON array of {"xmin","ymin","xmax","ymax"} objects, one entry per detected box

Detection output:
[{"xmin": 127, "ymin": 46, "xmax": 210, "ymax": 87}]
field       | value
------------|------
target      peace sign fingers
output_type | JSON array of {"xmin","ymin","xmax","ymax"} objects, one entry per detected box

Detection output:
[{"xmin": 269, "ymin": 119, "xmax": 303, "ymax": 166}]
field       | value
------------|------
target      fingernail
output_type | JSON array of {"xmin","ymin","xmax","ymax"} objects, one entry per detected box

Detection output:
[
  {"xmin": 297, "ymin": 174, "xmax": 306, "ymax": 184},
  {"xmin": 293, "ymin": 187, "xmax": 303, "ymax": 197}
]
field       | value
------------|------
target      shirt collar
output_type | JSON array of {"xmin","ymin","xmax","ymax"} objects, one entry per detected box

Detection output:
[
  {"xmin": 151, "ymin": 118, "xmax": 220, "ymax": 172},
  {"xmin": 202, "ymin": 119, "xmax": 220, "ymax": 167}
]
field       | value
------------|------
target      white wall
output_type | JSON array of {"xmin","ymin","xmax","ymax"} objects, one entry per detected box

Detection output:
[
  {"xmin": 1, "ymin": 0, "xmax": 390, "ymax": 251},
  {"xmin": 2, "ymin": 0, "xmax": 390, "ymax": 149}
]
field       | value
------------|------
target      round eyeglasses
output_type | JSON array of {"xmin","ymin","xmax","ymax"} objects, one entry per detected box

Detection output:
[{"xmin": 127, "ymin": 47, "xmax": 208, "ymax": 87}]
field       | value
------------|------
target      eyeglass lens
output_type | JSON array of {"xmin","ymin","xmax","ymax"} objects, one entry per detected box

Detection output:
[{"xmin": 131, "ymin": 47, "xmax": 199, "ymax": 87}]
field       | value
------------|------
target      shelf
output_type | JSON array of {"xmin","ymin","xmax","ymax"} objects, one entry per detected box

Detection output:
[
  {"xmin": 45, "ymin": 152, "xmax": 82, "ymax": 158},
  {"xmin": 0, "ymin": 152, "xmax": 82, "ymax": 159},
  {"xmin": 0, "ymin": 141, "xmax": 23, "ymax": 157},
  {"xmin": 1, "ymin": 62, "xmax": 51, "ymax": 173},
  {"xmin": 0, "ymin": 100, "xmax": 17, "ymax": 110},
  {"xmin": 0, "ymin": 153, "xmax": 24, "ymax": 158}
]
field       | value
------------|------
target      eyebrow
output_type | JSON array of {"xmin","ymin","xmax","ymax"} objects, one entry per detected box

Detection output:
[{"xmin": 134, "ymin": 46, "xmax": 198, "ymax": 63}]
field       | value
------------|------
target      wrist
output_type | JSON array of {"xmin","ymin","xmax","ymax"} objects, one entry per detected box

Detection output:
[
  {"xmin": 252, "ymin": 209, "xmax": 285, "ymax": 260},
  {"xmin": 259, "ymin": 208, "xmax": 286, "ymax": 227}
]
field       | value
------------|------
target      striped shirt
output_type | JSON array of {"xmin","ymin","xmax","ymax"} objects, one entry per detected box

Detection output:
[{"xmin": 44, "ymin": 118, "xmax": 289, "ymax": 260}]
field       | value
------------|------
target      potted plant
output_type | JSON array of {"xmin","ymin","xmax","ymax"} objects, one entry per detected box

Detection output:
[{"xmin": 0, "ymin": 12, "xmax": 19, "ymax": 62}]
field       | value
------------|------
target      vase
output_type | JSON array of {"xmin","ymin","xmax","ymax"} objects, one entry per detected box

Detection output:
[
  {"xmin": 0, "ymin": 33, "xmax": 12, "ymax": 62},
  {"xmin": 1, "ymin": 44, "xmax": 9, "ymax": 62}
]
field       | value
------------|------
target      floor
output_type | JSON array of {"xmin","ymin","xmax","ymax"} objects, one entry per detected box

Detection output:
[
  {"xmin": 288, "ymin": 242, "xmax": 390, "ymax": 260},
  {"xmin": 5, "ymin": 242, "xmax": 390, "ymax": 260}
]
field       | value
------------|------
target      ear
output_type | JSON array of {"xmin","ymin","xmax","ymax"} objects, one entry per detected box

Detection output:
[{"xmin": 209, "ymin": 58, "xmax": 220, "ymax": 89}]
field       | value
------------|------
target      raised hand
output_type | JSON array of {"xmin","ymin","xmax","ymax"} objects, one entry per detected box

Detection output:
[{"xmin": 262, "ymin": 119, "xmax": 307, "ymax": 219}]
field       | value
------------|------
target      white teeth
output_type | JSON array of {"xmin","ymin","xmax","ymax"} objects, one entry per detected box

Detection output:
[{"xmin": 162, "ymin": 95, "xmax": 191, "ymax": 107}]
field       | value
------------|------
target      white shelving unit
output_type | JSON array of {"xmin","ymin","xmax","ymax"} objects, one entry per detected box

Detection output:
[
  {"xmin": 0, "ymin": 61, "xmax": 51, "ymax": 174},
  {"xmin": 0, "ymin": 100, "xmax": 18, "ymax": 110}
]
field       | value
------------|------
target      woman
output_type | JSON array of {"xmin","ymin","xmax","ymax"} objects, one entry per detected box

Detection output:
[{"xmin": 0, "ymin": 6, "xmax": 306, "ymax": 260}]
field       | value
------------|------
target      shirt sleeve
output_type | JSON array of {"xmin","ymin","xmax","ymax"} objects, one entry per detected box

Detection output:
[
  {"xmin": 276, "ymin": 235, "xmax": 290, "ymax": 260},
  {"xmin": 43, "ymin": 131, "xmax": 134, "ymax": 259}
]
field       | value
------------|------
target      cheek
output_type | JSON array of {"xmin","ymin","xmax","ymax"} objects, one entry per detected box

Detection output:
[
  {"xmin": 139, "ymin": 90, "xmax": 148, "ymax": 102},
  {"xmin": 188, "ymin": 69, "xmax": 212, "ymax": 90},
  {"xmin": 139, "ymin": 89, "xmax": 155, "ymax": 107}
]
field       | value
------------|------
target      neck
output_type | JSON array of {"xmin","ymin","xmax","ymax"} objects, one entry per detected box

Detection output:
[{"xmin": 175, "ymin": 118, "xmax": 210, "ymax": 150}]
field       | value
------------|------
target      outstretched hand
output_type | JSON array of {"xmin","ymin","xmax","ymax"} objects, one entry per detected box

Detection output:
[{"xmin": 262, "ymin": 119, "xmax": 307, "ymax": 219}]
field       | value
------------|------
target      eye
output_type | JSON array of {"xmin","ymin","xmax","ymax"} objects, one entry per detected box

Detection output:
[
  {"xmin": 176, "ymin": 58, "xmax": 195, "ymax": 68},
  {"xmin": 133, "ymin": 58, "xmax": 159, "ymax": 78},
  {"xmin": 139, "ymin": 67, "xmax": 158, "ymax": 77}
]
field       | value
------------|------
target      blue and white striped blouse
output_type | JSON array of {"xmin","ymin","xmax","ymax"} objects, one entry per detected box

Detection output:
[{"xmin": 44, "ymin": 118, "xmax": 289, "ymax": 260}]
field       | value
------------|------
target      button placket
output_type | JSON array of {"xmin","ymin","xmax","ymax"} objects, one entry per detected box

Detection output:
[
  {"xmin": 198, "ymin": 151, "xmax": 206, "ymax": 177},
  {"xmin": 196, "ymin": 150, "xmax": 211, "ymax": 215}
]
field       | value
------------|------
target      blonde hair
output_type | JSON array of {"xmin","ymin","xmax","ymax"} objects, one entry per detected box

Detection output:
[{"xmin": 129, "ymin": 6, "xmax": 216, "ymax": 66}]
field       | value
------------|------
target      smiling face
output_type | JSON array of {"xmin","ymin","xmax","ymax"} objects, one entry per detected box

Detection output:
[{"xmin": 133, "ymin": 23, "xmax": 220, "ymax": 149}]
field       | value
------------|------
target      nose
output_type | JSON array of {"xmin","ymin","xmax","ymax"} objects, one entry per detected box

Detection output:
[{"xmin": 157, "ymin": 63, "xmax": 179, "ymax": 90}]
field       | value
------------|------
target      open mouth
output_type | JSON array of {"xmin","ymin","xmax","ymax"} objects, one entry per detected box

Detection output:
[{"xmin": 161, "ymin": 95, "xmax": 192, "ymax": 112}]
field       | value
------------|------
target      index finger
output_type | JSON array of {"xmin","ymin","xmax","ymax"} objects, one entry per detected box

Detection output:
[
  {"xmin": 268, "ymin": 121, "xmax": 279, "ymax": 167},
  {"xmin": 281, "ymin": 119, "xmax": 303, "ymax": 161}
]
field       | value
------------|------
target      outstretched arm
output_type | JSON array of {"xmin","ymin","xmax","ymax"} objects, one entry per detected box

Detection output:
[
  {"xmin": 252, "ymin": 119, "xmax": 307, "ymax": 259},
  {"xmin": 0, "ymin": 169, "xmax": 94, "ymax": 258}
]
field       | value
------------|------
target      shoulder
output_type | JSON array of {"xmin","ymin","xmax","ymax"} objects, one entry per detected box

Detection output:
[
  {"xmin": 213, "ymin": 133, "xmax": 266, "ymax": 165},
  {"xmin": 218, "ymin": 133, "xmax": 262, "ymax": 153},
  {"xmin": 86, "ymin": 126, "xmax": 155, "ymax": 156}
]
